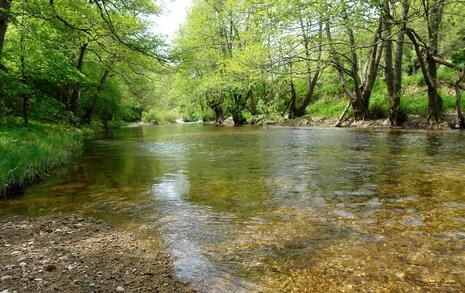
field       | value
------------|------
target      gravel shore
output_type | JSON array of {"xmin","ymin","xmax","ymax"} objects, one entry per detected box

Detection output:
[{"xmin": 0, "ymin": 215, "xmax": 195, "ymax": 293}]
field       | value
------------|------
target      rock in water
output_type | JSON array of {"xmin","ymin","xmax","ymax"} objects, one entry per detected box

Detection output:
[
  {"xmin": 45, "ymin": 264, "xmax": 56, "ymax": 272},
  {"xmin": 1, "ymin": 275, "xmax": 12, "ymax": 282}
]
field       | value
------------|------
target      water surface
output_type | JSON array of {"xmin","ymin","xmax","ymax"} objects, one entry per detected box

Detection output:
[{"xmin": 1, "ymin": 125, "xmax": 465, "ymax": 291}]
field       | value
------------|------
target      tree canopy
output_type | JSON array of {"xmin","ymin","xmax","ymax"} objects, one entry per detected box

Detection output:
[{"xmin": 1, "ymin": 0, "xmax": 464, "ymax": 128}]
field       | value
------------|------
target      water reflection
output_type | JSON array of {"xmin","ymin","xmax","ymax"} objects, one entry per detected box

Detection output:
[{"xmin": 1, "ymin": 125, "xmax": 464, "ymax": 291}]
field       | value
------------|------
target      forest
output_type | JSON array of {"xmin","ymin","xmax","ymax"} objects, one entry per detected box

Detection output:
[
  {"xmin": 1, "ymin": 1, "xmax": 465, "ymax": 292},
  {"xmin": 0, "ymin": 0, "xmax": 464, "ymax": 129}
]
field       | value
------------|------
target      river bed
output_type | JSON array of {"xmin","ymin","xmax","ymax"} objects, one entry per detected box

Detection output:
[{"xmin": 1, "ymin": 125, "xmax": 465, "ymax": 291}]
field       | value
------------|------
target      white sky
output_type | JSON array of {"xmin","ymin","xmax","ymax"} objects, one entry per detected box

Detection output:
[{"xmin": 150, "ymin": 0, "xmax": 193, "ymax": 42}]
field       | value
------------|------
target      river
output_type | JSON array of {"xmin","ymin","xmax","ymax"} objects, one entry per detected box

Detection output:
[{"xmin": 1, "ymin": 125, "xmax": 465, "ymax": 291}]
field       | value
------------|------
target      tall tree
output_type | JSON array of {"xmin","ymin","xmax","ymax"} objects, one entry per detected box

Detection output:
[
  {"xmin": 406, "ymin": 0, "xmax": 445, "ymax": 123},
  {"xmin": 383, "ymin": 0, "xmax": 410, "ymax": 126},
  {"xmin": 0, "ymin": 0, "xmax": 12, "ymax": 57}
]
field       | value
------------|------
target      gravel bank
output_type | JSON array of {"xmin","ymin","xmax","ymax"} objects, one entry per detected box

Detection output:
[{"xmin": 0, "ymin": 215, "xmax": 195, "ymax": 293}]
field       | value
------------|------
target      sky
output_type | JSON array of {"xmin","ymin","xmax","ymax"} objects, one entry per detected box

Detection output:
[{"xmin": 150, "ymin": 0, "xmax": 193, "ymax": 42}]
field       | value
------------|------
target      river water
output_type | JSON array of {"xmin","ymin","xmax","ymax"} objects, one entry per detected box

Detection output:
[{"xmin": 1, "ymin": 125, "xmax": 465, "ymax": 291}]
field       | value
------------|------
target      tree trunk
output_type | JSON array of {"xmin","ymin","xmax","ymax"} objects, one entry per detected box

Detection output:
[
  {"xmin": 69, "ymin": 43, "xmax": 88, "ymax": 116},
  {"xmin": 325, "ymin": 18, "xmax": 356, "ymax": 125},
  {"xmin": 0, "ymin": 0, "xmax": 12, "ymax": 56},
  {"xmin": 212, "ymin": 104, "xmax": 224, "ymax": 126},
  {"xmin": 406, "ymin": 0, "xmax": 445, "ymax": 123},
  {"xmin": 326, "ymin": 13, "xmax": 383, "ymax": 122},
  {"xmin": 287, "ymin": 18, "xmax": 323, "ymax": 119},
  {"xmin": 288, "ymin": 79, "xmax": 298, "ymax": 119},
  {"xmin": 427, "ymin": 0, "xmax": 445, "ymax": 122},
  {"xmin": 19, "ymin": 22, "xmax": 28, "ymax": 125},
  {"xmin": 82, "ymin": 67, "xmax": 110, "ymax": 123},
  {"xmin": 384, "ymin": 1, "xmax": 409, "ymax": 126},
  {"xmin": 454, "ymin": 65, "xmax": 465, "ymax": 129},
  {"xmin": 406, "ymin": 31, "xmax": 443, "ymax": 123},
  {"xmin": 353, "ymin": 18, "xmax": 384, "ymax": 120}
]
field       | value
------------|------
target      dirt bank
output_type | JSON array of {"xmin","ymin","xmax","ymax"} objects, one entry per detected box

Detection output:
[
  {"xmin": 0, "ymin": 215, "xmax": 195, "ymax": 293},
  {"xmin": 280, "ymin": 114, "xmax": 456, "ymax": 130}
]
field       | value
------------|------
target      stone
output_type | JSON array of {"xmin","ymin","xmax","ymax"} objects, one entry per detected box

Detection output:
[
  {"xmin": 1, "ymin": 275, "xmax": 12, "ymax": 282},
  {"xmin": 116, "ymin": 286, "xmax": 125, "ymax": 292},
  {"xmin": 45, "ymin": 264, "xmax": 56, "ymax": 272}
]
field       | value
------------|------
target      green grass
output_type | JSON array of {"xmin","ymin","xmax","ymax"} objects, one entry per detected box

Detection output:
[
  {"xmin": 308, "ymin": 71, "xmax": 464, "ymax": 119},
  {"xmin": 141, "ymin": 108, "xmax": 179, "ymax": 124},
  {"xmin": 308, "ymin": 96, "xmax": 351, "ymax": 117},
  {"xmin": 0, "ymin": 121, "xmax": 86, "ymax": 195}
]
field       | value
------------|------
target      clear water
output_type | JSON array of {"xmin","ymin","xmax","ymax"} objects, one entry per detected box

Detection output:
[{"xmin": 1, "ymin": 125, "xmax": 465, "ymax": 291}]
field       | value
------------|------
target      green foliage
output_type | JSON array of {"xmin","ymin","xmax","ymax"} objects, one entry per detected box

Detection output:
[
  {"xmin": 308, "ymin": 97, "xmax": 350, "ymax": 118},
  {"xmin": 0, "ymin": 0, "xmax": 164, "ymax": 128},
  {"xmin": 0, "ymin": 122, "xmax": 84, "ymax": 194},
  {"xmin": 142, "ymin": 108, "xmax": 179, "ymax": 124}
]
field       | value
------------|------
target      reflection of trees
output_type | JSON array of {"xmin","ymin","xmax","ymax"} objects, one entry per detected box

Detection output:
[
  {"xmin": 372, "ymin": 130, "xmax": 407, "ymax": 196},
  {"xmin": 425, "ymin": 132, "xmax": 442, "ymax": 157},
  {"xmin": 184, "ymin": 129, "xmax": 272, "ymax": 216}
]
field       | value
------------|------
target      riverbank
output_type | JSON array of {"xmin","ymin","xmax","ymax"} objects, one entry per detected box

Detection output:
[
  {"xmin": 0, "ymin": 215, "xmax": 194, "ymax": 292},
  {"xmin": 279, "ymin": 114, "xmax": 454, "ymax": 130},
  {"xmin": 0, "ymin": 122, "xmax": 89, "ymax": 196}
]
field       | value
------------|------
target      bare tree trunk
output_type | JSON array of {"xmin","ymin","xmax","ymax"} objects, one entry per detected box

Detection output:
[
  {"xmin": 19, "ymin": 22, "xmax": 28, "ymax": 125},
  {"xmin": 384, "ymin": 1, "xmax": 410, "ymax": 126},
  {"xmin": 288, "ymin": 79, "xmax": 297, "ymax": 119},
  {"xmin": 426, "ymin": 0, "xmax": 445, "ymax": 123},
  {"xmin": 334, "ymin": 101, "xmax": 351, "ymax": 127},
  {"xmin": 288, "ymin": 18, "xmax": 323, "ymax": 119},
  {"xmin": 326, "ymin": 14, "xmax": 383, "ymax": 122},
  {"xmin": 0, "ymin": 0, "xmax": 12, "ymax": 56},
  {"xmin": 406, "ymin": 0, "xmax": 445, "ymax": 123},
  {"xmin": 406, "ymin": 30, "xmax": 443, "ymax": 123},
  {"xmin": 359, "ymin": 18, "xmax": 384, "ymax": 118},
  {"xmin": 454, "ymin": 66, "xmax": 465, "ymax": 129},
  {"xmin": 69, "ymin": 43, "xmax": 88, "ymax": 116}
]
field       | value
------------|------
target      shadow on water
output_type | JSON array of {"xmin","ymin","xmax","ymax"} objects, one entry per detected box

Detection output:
[{"xmin": 1, "ymin": 125, "xmax": 464, "ymax": 291}]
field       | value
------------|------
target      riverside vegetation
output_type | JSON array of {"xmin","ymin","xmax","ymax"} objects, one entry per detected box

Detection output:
[
  {"xmin": 0, "ymin": 2, "xmax": 464, "ymax": 291},
  {"xmin": 1, "ymin": 0, "xmax": 465, "ymax": 193},
  {"xmin": 1, "ymin": 0, "xmax": 464, "ymax": 129}
]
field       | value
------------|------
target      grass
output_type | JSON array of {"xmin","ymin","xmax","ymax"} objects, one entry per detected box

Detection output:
[
  {"xmin": 308, "ymin": 96, "xmax": 351, "ymax": 117},
  {"xmin": 307, "ymin": 71, "xmax": 464, "ymax": 119},
  {"xmin": 142, "ymin": 108, "xmax": 179, "ymax": 124},
  {"xmin": 0, "ymin": 121, "xmax": 87, "ymax": 195}
]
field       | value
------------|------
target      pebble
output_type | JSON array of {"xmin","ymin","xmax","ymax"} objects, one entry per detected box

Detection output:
[
  {"xmin": 116, "ymin": 286, "xmax": 125, "ymax": 292},
  {"xmin": 45, "ymin": 264, "xmax": 56, "ymax": 272},
  {"xmin": 1, "ymin": 275, "xmax": 12, "ymax": 282}
]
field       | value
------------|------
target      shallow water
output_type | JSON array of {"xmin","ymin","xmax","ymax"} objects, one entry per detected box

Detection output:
[{"xmin": 1, "ymin": 125, "xmax": 465, "ymax": 291}]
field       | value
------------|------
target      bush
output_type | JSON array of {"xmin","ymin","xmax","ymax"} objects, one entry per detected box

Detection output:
[{"xmin": 142, "ymin": 108, "xmax": 179, "ymax": 123}]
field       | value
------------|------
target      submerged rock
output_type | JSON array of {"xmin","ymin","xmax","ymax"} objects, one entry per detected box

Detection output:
[{"xmin": 0, "ymin": 275, "xmax": 12, "ymax": 282}]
